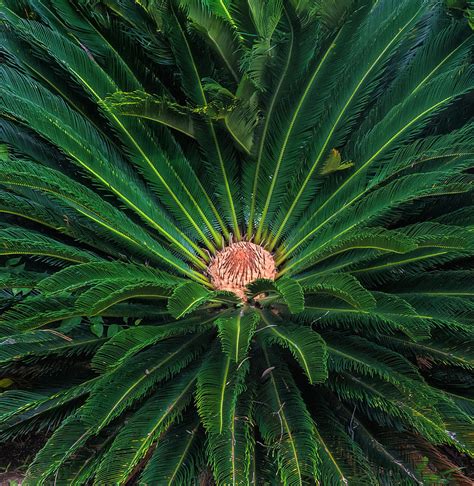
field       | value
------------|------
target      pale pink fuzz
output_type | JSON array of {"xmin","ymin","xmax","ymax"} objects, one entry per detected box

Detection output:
[{"xmin": 207, "ymin": 242, "xmax": 276, "ymax": 300}]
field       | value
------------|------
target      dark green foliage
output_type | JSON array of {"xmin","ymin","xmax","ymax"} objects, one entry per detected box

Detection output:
[{"xmin": 0, "ymin": 0, "xmax": 473, "ymax": 484}]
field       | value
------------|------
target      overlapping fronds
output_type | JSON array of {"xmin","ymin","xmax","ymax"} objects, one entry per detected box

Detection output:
[{"xmin": 0, "ymin": 0, "xmax": 473, "ymax": 484}]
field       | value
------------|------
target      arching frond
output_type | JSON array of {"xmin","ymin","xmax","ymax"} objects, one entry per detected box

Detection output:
[
  {"xmin": 0, "ymin": 227, "xmax": 98, "ymax": 264},
  {"xmin": 216, "ymin": 308, "xmax": 259, "ymax": 363},
  {"xmin": 25, "ymin": 333, "xmax": 209, "ymax": 482},
  {"xmin": 105, "ymin": 90, "xmax": 196, "ymax": 137},
  {"xmin": 37, "ymin": 261, "xmax": 183, "ymax": 296},
  {"xmin": 0, "ymin": 159, "xmax": 203, "ymax": 278},
  {"xmin": 206, "ymin": 380, "xmax": 256, "ymax": 486},
  {"xmin": 140, "ymin": 415, "xmax": 205, "ymax": 485},
  {"xmin": 167, "ymin": 281, "xmax": 213, "ymax": 318},
  {"xmin": 246, "ymin": 276, "xmax": 304, "ymax": 313},
  {"xmin": 0, "ymin": 329, "xmax": 104, "ymax": 365},
  {"xmin": 258, "ymin": 311, "xmax": 328, "ymax": 385},
  {"xmin": 91, "ymin": 316, "xmax": 216, "ymax": 373},
  {"xmin": 256, "ymin": 347, "xmax": 320, "ymax": 485},
  {"xmin": 300, "ymin": 273, "xmax": 376, "ymax": 310},
  {"xmin": 94, "ymin": 364, "xmax": 198, "ymax": 484},
  {"xmin": 196, "ymin": 343, "xmax": 248, "ymax": 435}
]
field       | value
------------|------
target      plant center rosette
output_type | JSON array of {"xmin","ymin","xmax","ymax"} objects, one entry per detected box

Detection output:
[{"xmin": 207, "ymin": 241, "xmax": 276, "ymax": 301}]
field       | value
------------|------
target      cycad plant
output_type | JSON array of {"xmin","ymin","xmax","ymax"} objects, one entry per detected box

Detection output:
[{"xmin": 0, "ymin": 0, "xmax": 473, "ymax": 484}]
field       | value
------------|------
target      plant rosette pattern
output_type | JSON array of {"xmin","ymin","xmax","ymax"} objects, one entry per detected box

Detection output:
[{"xmin": 0, "ymin": 0, "xmax": 473, "ymax": 485}]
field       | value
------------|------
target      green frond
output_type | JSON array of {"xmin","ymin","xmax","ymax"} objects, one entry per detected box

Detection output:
[
  {"xmin": 0, "ymin": 226, "xmax": 98, "ymax": 263},
  {"xmin": 258, "ymin": 311, "xmax": 328, "ymax": 385},
  {"xmin": 91, "ymin": 318, "xmax": 214, "ymax": 374},
  {"xmin": 0, "ymin": 158, "xmax": 203, "ymax": 279},
  {"xmin": 37, "ymin": 261, "xmax": 183, "ymax": 296},
  {"xmin": 76, "ymin": 280, "xmax": 172, "ymax": 315},
  {"xmin": 196, "ymin": 342, "xmax": 248, "ymax": 435},
  {"xmin": 0, "ymin": 58, "xmax": 209, "ymax": 259},
  {"xmin": 0, "ymin": 119, "xmax": 62, "ymax": 167},
  {"xmin": 0, "ymin": 329, "xmax": 104, "ymax": 365},
  {"xmin": 206, "ymin": 379, "xmax": 256, "ymax": 486},
  {"xmin": 377, "ymin": 334, "xmax": 474, "ymax": 370},
  {"xmin": 216, "ymin": 308, "xmax": 259, "ymax": 363},
  {"xmin": 245, "ymin": 278, "xmax": 276, "ymax": 298},
  {"xmin": 94, "ymin": 364, "xmax": 198, "ymax": 484},
  {"xmin": 0, "ymin": 380, "xmax": 97, "ymax": 442},
  {"xmin": 322, "ymin": 398, "xmax": 423, "ymax": 485},
  {"xmin": 382, "ymin": 122, "xmax": 474, "ymax": 179},
  {"xmin": 311, "ymin": 395, "xmax": 378, "ymax": 485},
  {"xmin": 299, "ymin": 291, "xmax": 431, "ymax": 341},
  {"xmin": 246, "ymin": 0, "xmax": 283, "ymax": 39},
  {"xmin": 282, "ymin": 63, "xmax": 474, "ymax": 260},
  {"xmin": 390, "ymin": 270, "xmax": 474, "ymax": 297},
  {"xmin": 105, "ymin": 90, "xmax": 196, "ymax": 137},
  {"xmin": 40, "ymin": 0, "xmax": 145, "ymax": 91},
  {"xmin": 325, "ymin": 333, "xmax": 424, "ymax": 385},
  {"xmin": 269, "ymin": 0, "xmax": 431, "ymax": 245},
  {"xmin": 167, "ymin": 281, "xmax": 212, "ymax": 318},
  {"xmin": 0, "ymin": 269, "xmax": 40, "ymax": 291},
  {"xmin": 140, "ymin": 415, "xmax": 205, "ymax": 486},
  {"xmin": 329, "ymin": 373, "xmax": 465, "ymax": 451},
  {"xmin": 178, "ymin": 0, "xmax": 241, "ymax": 83},
  {"xmin": 244, "ymin": 3, "xmax": 297, "ymax": 236},
  {"xmin": 254, "ymin": 3, "xmax": 347, "ymax": 240},
  {"xmin": 0, "ymin": 294, "xmax": 82, "ymax": 334},
  {"xmin": 256, "ymin": 347, "xmax": 319, "ymax": 485},
  {"xmin": 0, "ymin": 188, "xmax": 122, "ymax": 257},
  {"xmin": 246, "ymin": 276, "xmax": 304, "ymax": 313},
  {"xmin": 277, "ymin": 226, "xmax": 418, "ymax": 269},
  {"xmin": 300, "ymin": 273, "xmax": 376, "ymax": 310},
  {"xmin": 56, "ymin": 428, "xmax": 119, "ymax": 486},
  {"xmin": 0, "ymin": 390, "xmax": 53, "ymax": 424},
  {"xmin": 0, "ymin": 5, "xmax": 222, "ymax": 246},
  {"xmin": 398, "ymin": 221, "xmax": 473, "ymax": 250},
  {"xmin": 146, "ymin": 1, "xmax": 241, "ymax": 237},
  {"xmin": 1, "ymin": 1, "xmax": 473, "ymax": 482},
  {"xmin": 273, "ymin": 277, "xmax": 305, "ymax": 313},
  {"xmin": 220, "ymin": 77, "xmax": 259, "ymax": 155},
  {"xmin": 347, "ymin": 222, "xmax": 473, "ymax": 285},
  {"xmin": 283, "ymin": 169, "xmax": 473, "ymax": 273},
  {"xmin": 25, "ymin": 332, "xmax": 209, "ymax": 482}
]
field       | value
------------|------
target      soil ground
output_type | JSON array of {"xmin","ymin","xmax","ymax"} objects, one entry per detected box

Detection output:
[{"xmin": 0, "ymin": 433, "xmax": 47, "ymax": 485}]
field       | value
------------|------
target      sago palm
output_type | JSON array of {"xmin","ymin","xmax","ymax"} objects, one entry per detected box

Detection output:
[{"xmin": 0, "ymin": 0, "xmax": 473, "ymax": 484}]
